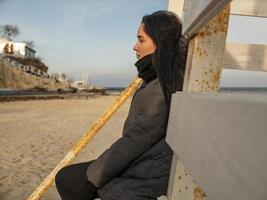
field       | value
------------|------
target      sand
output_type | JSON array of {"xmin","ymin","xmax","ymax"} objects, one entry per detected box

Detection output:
[{"xmin": 0, "ymin": 96, "xmax": 131, "ymax": 200}]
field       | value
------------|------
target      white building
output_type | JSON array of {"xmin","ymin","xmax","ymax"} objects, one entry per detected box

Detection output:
[
  {"xmin": 0, "ymin": 41, "xmax": 35, "ymax": 58},
  {"xmin": 72, "ymin": 81, "xmax": 88, "ymax": 90}
]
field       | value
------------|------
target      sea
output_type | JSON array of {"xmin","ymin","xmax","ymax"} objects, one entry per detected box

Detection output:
[
  {"xmin": 0, "ymin": 87, "xmax": 267, "ymax": 96},
  {"xmin": 106, "ymin": 87, "xmax": 267, "ymax": 95},
  {"xmin": 219, "ymin": 87, "xmax": 267, "ymax": 94}
]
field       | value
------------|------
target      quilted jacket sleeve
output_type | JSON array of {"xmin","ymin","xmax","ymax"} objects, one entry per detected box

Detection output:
[{"xmin": 86, "ymin": 80, "xmax": 169, "ymax": 187}]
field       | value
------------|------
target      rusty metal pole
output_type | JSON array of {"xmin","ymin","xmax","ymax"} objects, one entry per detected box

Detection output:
[{"xmin": 27, "ymin": 77, "xmax": 143, "ymax": 200}]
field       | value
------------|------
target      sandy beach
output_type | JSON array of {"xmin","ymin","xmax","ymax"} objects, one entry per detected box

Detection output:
[{"xmin": 0, "ymin": 96, "xmax": 131, "ymax": 200}]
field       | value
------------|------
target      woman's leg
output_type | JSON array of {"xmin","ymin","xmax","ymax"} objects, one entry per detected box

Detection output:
[
  {"xmin": 98, "ymin": 177, "xmax": 160, "ymax": 200},
  {"xmin": 55, "ymin": 161, "xmax": 96, "ymax": 200}
]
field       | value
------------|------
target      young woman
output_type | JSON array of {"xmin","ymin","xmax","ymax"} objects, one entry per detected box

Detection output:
[{"xmin": 55, "ymin": 10, "xmax": 188, "ymax": 200}]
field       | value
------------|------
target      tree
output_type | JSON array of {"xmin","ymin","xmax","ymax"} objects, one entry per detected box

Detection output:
[
  {"xmin": 0, "ymin": 24, "xmax": 20, "ymax": 41},
  {"xmin": 23, "ymin": 40, "xmax": 35, "ymax": 48}
]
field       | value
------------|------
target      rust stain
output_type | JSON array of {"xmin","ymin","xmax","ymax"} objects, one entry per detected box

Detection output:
[
  {"xmin": 213, "ymin": 69, "xmax": 222, "ymax": 82},
  {"xmin": 195, "ymin": 4, "xmax": 230, "ymax": 40},
  {"xmin": 194, "ymin": 187, "xmax": 206, "ymax": 200},
  {"xmin": 195, "ymin": 67, "xmax": 222, "ymax": 91},
  {"xmin": 196, "ymin": 46, "xmax": 207, "ymax": 57},
  {"xmin": 181, "ymin": 6, "xmax": 230, "ymax": 198}
]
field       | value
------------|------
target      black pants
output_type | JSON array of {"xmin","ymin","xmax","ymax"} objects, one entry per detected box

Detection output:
[{"xmin": 55, "ymin": 161, "xmax": 97, "ymax": 200}]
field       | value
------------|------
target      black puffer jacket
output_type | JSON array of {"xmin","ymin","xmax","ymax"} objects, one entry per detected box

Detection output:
[{"xmin": 86, "ymin": 78, "xmax": 172, "ymax": 200}]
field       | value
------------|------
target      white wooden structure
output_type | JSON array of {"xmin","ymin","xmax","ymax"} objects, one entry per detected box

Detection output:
[
  {"xmin": 0, "ymin": 41, "xmax": 36, "ymax": 58},
  {"xmin": 166, "ymin": 0, "xmax": 267, "ymax": 199},
  {"xmin": 167, "ymin": 93, "xmax": 267, "ymax": 199}
]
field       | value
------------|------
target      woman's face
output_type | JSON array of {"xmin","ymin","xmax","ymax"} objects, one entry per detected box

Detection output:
[{"xmin": 133, "ymin": 23, "xmax": 156, "ymax": 60}]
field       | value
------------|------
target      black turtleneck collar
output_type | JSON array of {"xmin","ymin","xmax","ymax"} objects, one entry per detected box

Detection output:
[{"xmin": 135, "ymin": 54, "xmax": 157, "ymax": 84}]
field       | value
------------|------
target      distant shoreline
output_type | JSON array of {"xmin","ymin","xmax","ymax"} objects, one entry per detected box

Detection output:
[
  {"xmin": 104, "ymin": 87, "xmax": 267, "ymax": 94},
  {"xmin": 1, "ymin": 87, "xmax": 267, "ymax": 96},
  {"xmin": 219, "ymin": 87, "xmax": 267, "ymax": 93}
]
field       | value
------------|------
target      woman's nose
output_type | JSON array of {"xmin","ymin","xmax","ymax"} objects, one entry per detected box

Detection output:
[{"xmin": 133, "ymin": 43, "xmax": 138, "ymax": 52}]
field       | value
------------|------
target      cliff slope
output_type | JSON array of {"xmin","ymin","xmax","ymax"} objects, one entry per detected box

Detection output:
[{"xmin": 0, "ymin": 60, "xmax": 70, "ymax": 90}]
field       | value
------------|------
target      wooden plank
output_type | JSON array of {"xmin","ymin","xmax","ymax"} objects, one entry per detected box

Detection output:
[
  {"xmin": 183, "ymin": 6, "xmax": 230, "ymax": 92},
  {"xmin": 166, "ymin": 1, "xmax": 231, "ymax": 200},
  {"xmin": 223, "ymin": 43, "xmax": 267, "ymax": 72},
  {"xmin": 167, "ymin": 92, "xmax": 267, "ymax": 200},
  {"xmin": 168, "ymin": 0, "xmax": 184, "ymax": 18},
  {"xmin": 167, "ymin": 2, "xmax": 185, "ymax": 199},
  {"xmin": 231, "ymin": 0, "xmax": 267, "ymax": 18},
  {"xmin": 182, "ymin": 0, "xmax": 231, "ymax": 38}
]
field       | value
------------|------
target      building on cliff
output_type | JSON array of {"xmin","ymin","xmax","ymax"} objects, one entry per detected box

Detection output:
[
  {"xmin": 0, "ymin": 40, "xmax": 35, "ymax": 59},
  {"xmin": 0, "ymin": 40, "xmax": 49, "ymax": 78}
]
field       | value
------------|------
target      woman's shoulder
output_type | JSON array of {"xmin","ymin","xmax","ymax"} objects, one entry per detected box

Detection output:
[
  {"xmin": 140, "ymin": 78, "xmax": 164, "ymax": 97},
  {"xmin": 131, "ymin": 78, "xmax": 167, "ymax": 116}
]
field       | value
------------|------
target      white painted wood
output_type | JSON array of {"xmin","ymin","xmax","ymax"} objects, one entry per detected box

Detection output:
[
  {"xmin": 231, "ymin": 0, "xmax": 267, "ymax": 18},
  {"xmin": 182, "ymin": 0, "xmax": 231, "ymax": 38},
  {"xmin": 168, "ymin": 0, "xmax": 203, "ymax": 199},
  {"xmin": 168, "ymin": 0, "xmax": 184, "ymax": 18},
  {"xmin": 224, "ymin": 43, "xmax": 267, "ymax": 72},
  {"xmin": 167, "ymin": 92, "xmax": 267, "ymax": 200},
  {"xmin": 168, "ymin": 0, "xmax": 267, "ymax": 24},
  {"xmin": 168, "ymin": 0, "xmax": 199, "ymax": 198},
  {"xmin": 183, "ymin": 6, "xmax": 230, "ymax": 92},
  {"xmin": 167, "ymin": 0, "xmax": 266, "ymax": 200},
  {"xmin": 167, "ymin": 0, "xmax": 230, "ymax": 200}
]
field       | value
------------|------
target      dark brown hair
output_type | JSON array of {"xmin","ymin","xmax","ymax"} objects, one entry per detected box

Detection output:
[{"xmin": 142, "ymin": 10, "xmax": 188, "ymax": 105}]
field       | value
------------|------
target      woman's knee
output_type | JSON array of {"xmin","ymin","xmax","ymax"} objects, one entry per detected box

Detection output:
[
  {"xmin": 55, "ymin": 162, "xmax": 93, "ymax": 188},
  {"xmin": 55, "ymin": 165, "xmax": 73, "ymax": 186},
  {"xmin": 55, "ymin": 166, "xmax": 66, "ymax": 184}
]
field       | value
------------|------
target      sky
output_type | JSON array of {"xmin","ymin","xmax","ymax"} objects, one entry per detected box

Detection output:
[{"xmin": 0, "ymin": 0, "xmax": 267, "ymax": 87}]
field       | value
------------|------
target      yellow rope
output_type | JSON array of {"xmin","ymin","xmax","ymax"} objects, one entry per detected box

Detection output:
[{"xmin": 27, "ymin": 77, "xmax": 143, "ymax": 200}]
